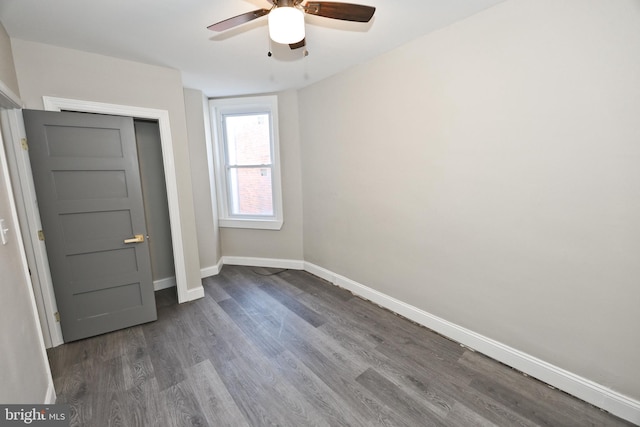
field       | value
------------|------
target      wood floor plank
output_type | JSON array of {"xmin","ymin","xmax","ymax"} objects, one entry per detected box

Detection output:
[
  {"xmin": 297, "ymin": 289, "xmax": 390, "ymax": 348},
  {"xmin": 201, "ymin": 275, "xmax": 233, "ymax": 302},
  {"xmin": 142, "ymin": 323, "xmax": 187, "ymax": 391},
  {"xmin": 217, "ymin": 267, "xmax": 294, "ymax": 328},
  {"xmin": 272, "ymin": 350, "xmax": 370, "ymax": 427},
  {"xmin": 188, "ymin": 301, "xmax": 287, "ymax": 426},
  {"xmin": 326, "ymin": 321, "xmax": 460, "ymax": 421},
  {"xmin": 375, "ymin": 339, "xmax": 473, "ymax": 391},
  {"xmin": 155, "ymin": 286, "xmax": 178, "ymax": 308},
  {"xmin": 210, "ymin": 323, "xmax": 331, "ymax": 427},
  {"xmin": 94, "ymin": 355, "xmax": 126, "ymax": 393},
  {"xmin": 258, "ymin": 279, "xmax": 327, "ymax": 327},
  {"xmin": 188, "ymin": 298, "xmax": 242, "ymax": 366},
  {"xmin": 445, "ymin": 379, "xmax": 541, "ymax": 427},
  {"xmin": 62, "ymin": 381, "xmax": 93, "ymax": 427},
  {"xmin": 301, "ymin": 292, "xmax": 474, "ymax": 414},
  {"xmin": 446, "ymin": 401, "xmax": 500, "ymax": 426},
  {"xmin": 347, "ymin": 295, "xmax": 466, "ymax": 361},
  {"xmin": 356, "ymin": 367, "xmax": 448, "ymax": 426},
  {"xmin": 220, "ymin": 271, "xmax": 373, "ymax": 380},
  {"xmin": 251, "ymin": 310, "xmax": 410, "ymax": 426},
  {"xmin": 160, "ymin": 380, "xmax": 208, "ymax": 427},
  {"xmin": 215, "ymin": 356, "xmax": 295, "ymax": 427},
  {"xmin": 469, "ymin": 375, "xmax": 582, "ymax": 427},
  {"xmin": 47, "ymin": 339, "xmax": 92, "ymax": 378},
  {"xmin": 217, "ymin": 296, "xmax": 286, "ymax": 358},
  {"xmin": 122, "ymin": 378, "xmax": 164, "ymax": 427},
  {"xmin": 49, "ymin": 266, "xmax": 634, "ymax": 427},
  {"xmin": 316, "ymin": 312, "xmax": 458, "ymax": 420},
  {"xmin": 92, "ymin": 325, "xmax": 146, "ymax": 362},
  {"xmin": 50, "ymin": 360, "xmax": 84, "ymax": 402},
  {"xmin": 401, "ymin": 373, "xmax": 456, "ymax": 418},
  {"xmin": 217, "ymin": 274, "xmax": 406, "ymax": 425},
  {"xmin": 281, "ymin": 269, "xmax": 355, "ymax": 302},
  {"xmin": 122, "ymin": 347, "xmax": 155, "ymax": 390},
  {"xmin": 186, "ymin": 360, "xmax": 250, "ymax": 427},
  {"xmin": 195, "ymin": 286, "xmax": 332, "ymax": 426},
  {"xmin": 458, "ymin": 350, "xmax": 630, "ymax": 427}
]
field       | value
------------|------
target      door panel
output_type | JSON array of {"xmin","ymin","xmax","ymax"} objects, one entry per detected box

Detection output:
[{"xmin": 23, "ymin": 109, "xmax": 156, "ymax": 342}]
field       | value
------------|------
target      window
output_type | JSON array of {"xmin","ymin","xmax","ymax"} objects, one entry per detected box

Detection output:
[{"xmin": 210, "ymin": 95, "xmax": 283, "ymax": 229}]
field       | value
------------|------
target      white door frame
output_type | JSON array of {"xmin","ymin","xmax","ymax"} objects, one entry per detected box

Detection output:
[
  {"xmin": 1, "ymin": 107, "xmax": 62, "ymax": 347},
  {"xmin": 0, "ymin": 82, "xmax": 63, "ymax": 347},
  {"xmin": 0, "ymin": 81, "xmax": 56, "ymax": 402},
  {"xmin": 6, "ymin": 95, "xmax": 191, "ymax": 347}
]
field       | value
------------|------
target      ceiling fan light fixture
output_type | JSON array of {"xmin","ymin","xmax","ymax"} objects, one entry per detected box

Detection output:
[{"xmin": 268, "ymin": 6, "xmax": 305, "ymax": 44}]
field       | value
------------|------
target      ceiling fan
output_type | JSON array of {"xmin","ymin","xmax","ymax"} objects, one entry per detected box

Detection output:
[{"xmin": 207, "ymin": 0, "xmax": 376, "ymax": 50}]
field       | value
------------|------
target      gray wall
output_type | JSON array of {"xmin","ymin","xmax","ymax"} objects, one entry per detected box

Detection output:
[
  {"xmin": 10, "ymin": 39, "xmax": 202, "ymax": 293},
  {"xmin": 184, "ymin": 88, "xmax": 220, "ymax": 270},
  {"xmin": 298, "ymin": 0, "xmax": 640, "ymax": 400},
  {"xmin": 134, "ymin": 119, "xmax": 175, "ymax": 282},
  {"xmin": 0, "ymin": 22, "xmax": 52, "ymax": 403},
  {"xmin": 219, "ymin": 90, "xmax": 304, "ymax": 260}
]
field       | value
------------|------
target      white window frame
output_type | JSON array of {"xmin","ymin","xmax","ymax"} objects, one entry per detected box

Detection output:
[{"xmin": 209, "ymin": 95, "xmax": 283, "ymax": 230}]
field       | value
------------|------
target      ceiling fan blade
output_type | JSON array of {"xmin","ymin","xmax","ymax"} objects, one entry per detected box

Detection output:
[
  {"xmin": 207, "ymin": 9, "xmax": 270, "ymax": 32},
  {"xmin": 289, "ymin": 38, "xmax": 306, "ymax": 50},
  {"xmin": 303, "ymin": 2, "xmax": 375, "ymax": 22}
]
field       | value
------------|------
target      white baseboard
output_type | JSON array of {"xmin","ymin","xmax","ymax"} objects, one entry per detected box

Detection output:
[
  {"xmin": 185, "ymin": 285, "xmax": 205, "ymax": 302},
  {"xmin": 44, "ymin": 380, "xmax": 56, "ymax": 404},
  {"xmin": 303, "ymin": 261, "xmax": 640, "ymax": 425},
  {"xmin": 201, "ymin": 259, "xmax": 224, "ymax": 279},
  {"xmin": 222, "ymin": 256, "xmax": 305, "ymax": 270},
  {"xmin": 303, "ymin": 262, "xmax": 335, "ymax": 283},
  {"xmin": 153, "ymin": 276, "xmax": 176, "ymax": 291}
]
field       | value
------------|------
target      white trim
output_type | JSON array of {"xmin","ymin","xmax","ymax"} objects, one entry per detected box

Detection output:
[
  {"xmin": 303, "ymin": 261, "xmax": 640, "ymax": 425},
  {"xmin": 218, "ymin": 218, "xmax": 283, "ymax": 230},
  {"xmin": 202, "ymin": 97, "xmax": 222, "ymax": 268},
  {"xmin": 0, "ymin": 101, "xmax": 55, "ymax": 404},
  {"xmin": 42, "ymin": 96, "xmax": 192, "ymax": 304},
  {"xmin": 0, "ymin": 80, "xmax": 22, "ymax": 109},
  {"xmin": 222, "ymin": 256, "xmax": 304, "ymax": 270},
  {"xmin": 153, "ymin": 276, "xmax": 176, "ymax": 291},
  {"xmin": 185, "ymin": 285, "xmax": 205, "ymax": 301},
  {"xmin": 201, "ymin": 258, "xmax": 224, "ymax": 279},
  {"xmin": 44, "ymin": 380, "xmax": 56, "ymax": 404},
  {"xmin": 1, "ymin": 109, "xmax": 64, "ymax": 348},
  {"xmin": 303, "ymin": 262, "xmax": 335, "ymax": 283},
  {"xmin": 209, "ymin": 95, "xmax": 284, "ymax": 231}
]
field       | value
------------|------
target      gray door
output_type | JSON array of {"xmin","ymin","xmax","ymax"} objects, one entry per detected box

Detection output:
[{"xmin": 23, "ymin": 109, "xmax": 157, "ymax": 342}]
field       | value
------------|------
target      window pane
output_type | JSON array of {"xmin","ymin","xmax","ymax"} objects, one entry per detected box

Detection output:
[
  {"xmin": 224, "ymin": 114, "xmax": 272, "ymax": 166},
  {"xmin": 228, "ymin": 167, "xmax": 273, "ymax": 216}
]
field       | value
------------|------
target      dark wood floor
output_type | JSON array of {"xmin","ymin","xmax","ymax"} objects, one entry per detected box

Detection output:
[{"xmin": 48, "ymin": 265, "xmax": 633, "ymax": 426}]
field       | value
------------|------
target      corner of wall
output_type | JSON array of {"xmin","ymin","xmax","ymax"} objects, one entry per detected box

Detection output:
[{"xmin": 0, "ymin": 24, "xmax": 21, "ymax": 105}]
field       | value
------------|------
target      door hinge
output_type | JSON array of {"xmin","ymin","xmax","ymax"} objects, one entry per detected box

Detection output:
[
  {"xmin": 54, "ymin": 312, "xmax": 60, "ymax": 322},
  {"xmin": 37, "ymin": 230, "xmax": 45, "ymax": 241},
  {"xmin": 20, "ymin": 138, "xmax": 28, "ymax": 151}
]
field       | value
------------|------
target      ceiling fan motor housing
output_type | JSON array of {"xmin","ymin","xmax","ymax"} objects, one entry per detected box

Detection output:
[{"xmin": 275, "ymin": 0, "xmax": 299, "ymax": 7}]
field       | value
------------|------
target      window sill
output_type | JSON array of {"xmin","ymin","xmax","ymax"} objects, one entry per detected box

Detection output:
[{"xmin": 219, "ymin": 218, "xmax": 283, "ymax": 230}]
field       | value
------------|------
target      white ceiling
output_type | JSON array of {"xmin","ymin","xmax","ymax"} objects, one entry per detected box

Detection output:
[{"xmin": 0, "ymin": 0, "xmax": 505, "ymax": 98}]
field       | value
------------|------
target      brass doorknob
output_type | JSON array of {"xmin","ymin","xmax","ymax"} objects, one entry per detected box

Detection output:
[{"xmin": 124, "ymin": 234, "xmax": 145, "ymax": 244}]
